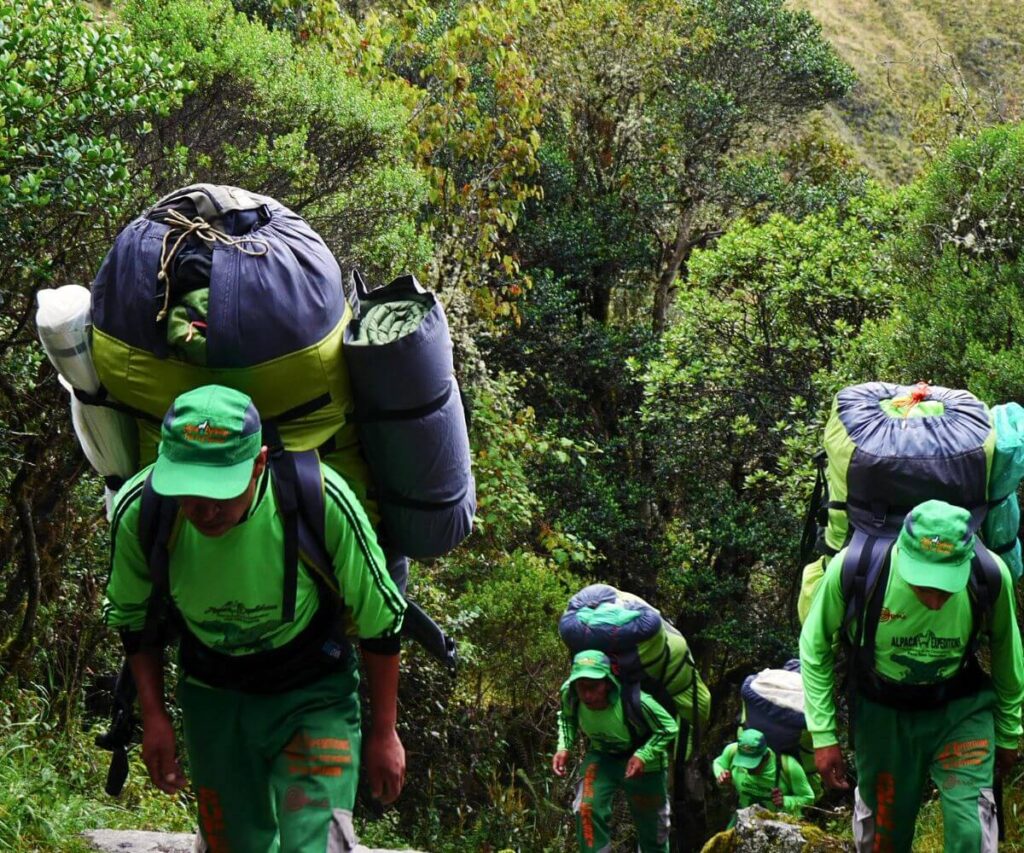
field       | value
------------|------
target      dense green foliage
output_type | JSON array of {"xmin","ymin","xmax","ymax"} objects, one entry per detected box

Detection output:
[{"xmin": 3, "ymin": 1, "xmax": 1024, "ymax": 851}]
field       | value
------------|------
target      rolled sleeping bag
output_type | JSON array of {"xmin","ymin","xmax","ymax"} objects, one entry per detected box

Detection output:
[
  {"xmin": 343, "ymin": 273, "xmax": 475, "ymax": 560},
  {"xmin": 36, "ymin": 285, "xmax": 101, "ymax": 393}
]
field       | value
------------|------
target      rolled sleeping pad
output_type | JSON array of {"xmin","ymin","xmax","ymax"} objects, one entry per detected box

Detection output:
[
  {"xmin": 343, "ymin": 273, "xmax": 475, "ymax": 560},
  {"xmin": 36, "ymin": 284, "xmax": 101, "ymax": 394},
  {"xmin": 58, "ymin": 376, "xmax": 138, "ymax": 480}
]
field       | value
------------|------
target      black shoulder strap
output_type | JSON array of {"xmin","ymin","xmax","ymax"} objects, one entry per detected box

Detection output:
[
  {"xmin": 967, "ymin": 541, "xmax": 1002, "ymax": 648},
  {"xmin": 775, "ymin": 751, "xmax": 782, "ymax": 789},
  {"xmin": 622, "ymin": 681, "xmax": 651, "ymax": 747},
  {"xmin": 139, "ymin": 472, "xmax": 180, "ymax": 647},
  {"xmin": 263, "ymin": 422, "xmax": 345, "ymax": 622},
  {"xmin": 799, "ymin": 450, "xmax": 828, "ymax": 566},
  {"xmin": 839, "ymin": 532, "xmax": 894, "ymax": 749}
]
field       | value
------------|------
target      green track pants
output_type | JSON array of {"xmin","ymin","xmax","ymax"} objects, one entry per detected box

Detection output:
[
  {"xmin": 573, "ymin": 751, "xmax": 671, "ymax": 853},
  {"xmin": 852, "ymin": 688, "xmax": 998, "ymax": 853},
  {"xmin": 179, "ymin": 668, "xmax": 362, "ymax": 853}
]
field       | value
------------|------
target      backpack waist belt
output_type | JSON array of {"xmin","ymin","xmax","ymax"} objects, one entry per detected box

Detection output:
[
  {"xmin": 856, "ymin": 659, "xmax": 990, "ymax": 712},
  {"xmin": 178, "ymin": 602, "xmax": 352, "ymax": 694}
]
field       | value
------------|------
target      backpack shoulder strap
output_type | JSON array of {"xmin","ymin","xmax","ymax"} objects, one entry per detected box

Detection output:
[
  {"xmin": 264, "ymin": 432, "xmax": 344, "ymax": 613},
  {"xmin": 839, "ymin": 532, "xmax": 893, "ymax": 631},
  {"xmin": 138, "ymin": 472, "xmax": 180, "ymax": 647},
  {"xmin": 967, "ymin": 541, "xmax": 1002, "ymax": 646},
  {"xmin": 622, "ymin": 681, "xmax": 650, "ymax": 746}
]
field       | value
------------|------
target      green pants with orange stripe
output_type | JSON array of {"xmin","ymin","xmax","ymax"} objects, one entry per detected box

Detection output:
[
  {"xmin": 852, "ymin": 688, "xmax": 998, "ymax": 853},
  {"xmin": 179, "ymin": 667, "xmax": 361, "ymax": 853},
  {"xmin": 573, "ymin": 751, "xmax": 670, "ymax": 853}
]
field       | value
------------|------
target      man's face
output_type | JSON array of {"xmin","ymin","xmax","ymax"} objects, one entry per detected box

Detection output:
[
  {"xmin": 178, "ymin": 449, "xmax": 267, "ymax": 537},
  {"xmin": 575, "ymin": 677, "xmax": 613, "ymax": 710},
  {"xmin": 909, "ymin": 584, "xmax": 953, "ymax": 611}
]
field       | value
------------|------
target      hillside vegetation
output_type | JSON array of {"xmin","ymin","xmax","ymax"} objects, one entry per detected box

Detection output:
[
  {"xmin": 797, "ymin": 0, "xmax": 1024, "ymax": 180},
  {"xmin": 4, "ymin": 1, "xmax": 1024, "ymax": 850}
]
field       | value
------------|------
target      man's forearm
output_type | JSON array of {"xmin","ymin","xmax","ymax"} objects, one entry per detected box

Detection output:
[
  {"xmin": 361, "ymin": 648, "xmax": 400, "ymax": 731},
  {"xmin": 128, "ymin": 648, "xmax": 167, "ymax": 719}
]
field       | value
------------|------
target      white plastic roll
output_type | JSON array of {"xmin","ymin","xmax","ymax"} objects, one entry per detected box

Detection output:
[
  {"xmin": 36, "ymin": 285, "xmax": 100, "ymax": 394},
  {"xmin": 59, "ymin": 376, "xmax": 137, "ymax": 478}
]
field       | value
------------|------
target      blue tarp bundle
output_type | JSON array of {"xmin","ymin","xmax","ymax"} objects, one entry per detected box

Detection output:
[
  {"xmin": 342, "ymin": 273, "xmax": 475, "ymax": 560},
  {"xmin": 985, "ymin": 403, "xmax": 1024, "ymax": 582}
]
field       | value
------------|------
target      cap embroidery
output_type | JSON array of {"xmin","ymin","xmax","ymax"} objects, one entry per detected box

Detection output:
[
  {"xmin": 920, "ymin": 535, "xmax": 954, "ymax": 555},
  {"xmin": 183, "ymin": 422, "xmax": 232, "ymax": 444}
]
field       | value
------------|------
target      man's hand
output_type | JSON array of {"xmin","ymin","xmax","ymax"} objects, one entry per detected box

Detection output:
[
  {"xmin": 552, "ymin": 749, "xmax": 570, "ymax": 777},
  {"xmin": 364, "ymin": 727, "xmax": 406, "ymax": 805},
  {"xmin": 771, "ymin": 787, "xmax": 784, "ymax": 808},
  {"xmin": 140, "ymin": 710, "xmax": 186, "ymax": 794},
  {"xmin": 625, "ymin": 755, "xmax": 645, "ymax": 779},
  {"xmin": 716, "ymin": 769, "xmax": 733, "ymax": 785},
  {"xmin": 815, "ymin": 745, "xmax": 850, "ymax": 790},
  {"xmin": 996, "ymin": 746, "xmax": 1018, "ymax": 779}
]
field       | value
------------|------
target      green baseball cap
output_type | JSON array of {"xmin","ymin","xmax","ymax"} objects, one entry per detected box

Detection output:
[
  {"xmin": 151, "ymin": 385, "xmax": 263, "ymax": 499},
  {"xmin": 895, "ymin": 500, "xmax": 975, "ymax": 593},
  {"xmin": 568, "ymin": 650, "xmax": 614, "ymax": 683},
  {"xmin": 734, "ymin": 729, "xmax": 768, "ymax": 769}
]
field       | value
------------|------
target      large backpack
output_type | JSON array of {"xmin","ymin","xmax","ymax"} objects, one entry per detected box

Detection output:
[
  {"xmin": 39, "ymin": 185, "xmax": 468, "ymax": 790},
  {"xmin": 85, "ymin": 183, "xmax": 475, "ymax": 560},
  {"xmin": 799, "ymin": 382, "xmax": 1023, "ymax": 589},
  {"xmin": 796, "ymin": 383, "xmax": 1011, "ymax": 725},
  {"xmin": 558, "ymin": 584, "xmax": 711, "ymax": 760},
  {"xmin": 738, "ymin": 660, "xmax": 820, "ymax": 799}
]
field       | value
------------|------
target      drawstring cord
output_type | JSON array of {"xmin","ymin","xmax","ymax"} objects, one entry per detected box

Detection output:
[
  {"xmin": 155, "ymin": 208, "xmax": 270, "ymax": 322},
  {"xmin": 891, "ymin": 381, "xmax": 931, "ymax": 415}
]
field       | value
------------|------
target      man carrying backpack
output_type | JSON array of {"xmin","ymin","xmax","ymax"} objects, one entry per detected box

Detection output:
[
  {"xmin": 552, "ymin": 649, "xmax": 678, "ymax": 853},
  {"xmin": 712, "ymin": 728, "xmax": 815, "ymax": 825},
  {"xmin": 800, "ymin": 499, "xmax": 1024, "ymax": 852},
  {"xmin": 105, "ymin": 385, "xmax": 407, "ymax": 852}
]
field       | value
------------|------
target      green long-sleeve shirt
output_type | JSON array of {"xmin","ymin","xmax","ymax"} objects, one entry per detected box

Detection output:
[
  {"xmin": 105, "ymin": 464, "xmax": 405, "ymax": 654},
  {"xmin": 557, "ymin": 683, "xmax": 679, "ymax": 771},
  {"xmin": 800, "ymin": 544, "xmax": 1024, "ymax": 749},
  {"xmin": 712, "ymin": 743, "xmax": 815, "ymax": 815}
]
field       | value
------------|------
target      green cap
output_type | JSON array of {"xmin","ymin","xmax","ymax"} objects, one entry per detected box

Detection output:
[
  {"xmin": 734, "ymin": 729, "xmax": 768, "ymax": 769},
  {"xmin": 151, "ymin": 385, "xmax": 262, "ymax": 499},
  {"xmin": 895, "ymin": 500, "xmax": 975, "ymax": 594},
  {"xmin": 568, "ymin": 650, "xmax": 614, "ymax": 684}
]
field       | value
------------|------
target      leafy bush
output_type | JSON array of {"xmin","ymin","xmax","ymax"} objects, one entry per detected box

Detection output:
[{"xmin": 845, "ymin": 122, "xmax": 1024, "ymax": 403}]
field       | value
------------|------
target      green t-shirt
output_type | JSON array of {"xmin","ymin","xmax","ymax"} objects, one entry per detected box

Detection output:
[
  {"xmin": 105, "ymin": 464, "xmax": 405, "ymax": 655},
  {"xmin": 712, "ymin": 743, "xmax": 815, "ymax": 815},
  {"xmin": 556, "ymin": 682, "xmax": 678, "ymax": 770},
  {"xmin": 799, "ymin": 544, "xmax": 1024, "ymax": 749}
]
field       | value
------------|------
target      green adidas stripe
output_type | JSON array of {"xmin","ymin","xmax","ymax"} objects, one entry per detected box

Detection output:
[{"xmin": 324, "ymin": 480, "xmax": 405, "ymax": 621}]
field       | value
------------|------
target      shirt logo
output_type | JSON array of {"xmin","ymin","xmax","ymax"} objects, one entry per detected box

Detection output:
[{"xmin": 878, "ymin": 607, "xmax": 906, "ymax": 623}]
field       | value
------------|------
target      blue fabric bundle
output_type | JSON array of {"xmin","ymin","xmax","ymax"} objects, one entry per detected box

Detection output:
[{"xmin": 342, "ymin": 273, "xmax": 475, "ymax": 560}]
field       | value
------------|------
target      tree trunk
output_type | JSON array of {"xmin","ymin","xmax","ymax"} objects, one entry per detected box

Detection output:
[{"xmin": 652, "ymin": 209, "xmax": 696, "ymax": 335}]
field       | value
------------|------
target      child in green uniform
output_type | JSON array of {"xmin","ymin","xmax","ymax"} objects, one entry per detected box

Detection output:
[
  {"xmin": 712, "ymin": 728, "xmax": 815, "ymax": 826},
  {"xmin": 552, "ymin": 650, "xmax": 678, "ymax": 853}
]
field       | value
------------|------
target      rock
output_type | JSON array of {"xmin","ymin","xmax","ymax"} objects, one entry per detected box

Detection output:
[
  {"xmin": 698, "ymin": 807, "xmax": 852, "ymax": 852},
  {"xmin": 82, "ymin": 829, "xmax": 425, "ymax": 853}
]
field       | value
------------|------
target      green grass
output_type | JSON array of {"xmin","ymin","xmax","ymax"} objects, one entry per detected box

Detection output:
[
  {"xmin": 0, "ymin": 690, "xmax": 194, "ymax": 852},
  {"xmin": 794, "ymin": 0, "xmax": 1024, "ymax": 183}
]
